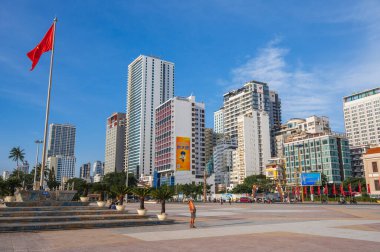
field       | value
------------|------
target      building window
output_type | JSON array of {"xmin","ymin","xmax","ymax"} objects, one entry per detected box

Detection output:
[
  {"xmin": 375, "ymin": 180, "xmax": 380, "ymax": 191},
  {"xmin": 373, "ymin": 162, "xmax": 378, "ymax": 172}
]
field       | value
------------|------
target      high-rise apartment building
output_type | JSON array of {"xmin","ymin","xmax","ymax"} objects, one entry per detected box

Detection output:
[
  {"xmin": 125, "ymin": 55, "xmax": 174, "ymax": 178},
  {"xmin": 269, "ymin": 90, "xmax": 282, "ymax": 156},
  {"xmin": 104, "ymin": 113, "xmax": 126, "ymax": 174},
  {"xmin": 47, "ymin": 156, "xmax": 76, "ymax": 182},
  {"xmin": 350, "ymin": 145, "xmax": 370, "ymax": 178},
  {"xmin": 204, "ymin": 128, "xmax": 214, "ymax": 165},
  {"xmin": 343, "ymin": 88, "xmax": 380, "ymax": 147},
  {"xmin": 79, "ymin": 162, "xmax": 91, "ymax": 181},
  {"xmin": 47, "ymin": 124, "xmax": 76, "ymax": 157},
  {"xmin": 213, "ymin": 108, "xmax": 224, "ymax": 134},
  {"xmin": 222, "ymin": 80, "xmax": 281, "ymax": 157},
  {"xmin": 154, "ymin": 96, "xmax": 205, "ymax": 186},
  {"xmin": 47, "ymin": 124, "xmax": 76, "ymax": 182},
  {"xmin": 284, "ymin": 132, "xmax": 351, "ymax": 184},
  {"xmin": 93, "ymin": 160, "xmax": 104, "ymax": 176},
  {"xmin": 17, "ymin": 161, "xmax": 29, "ymax": 174},
  {"xmin": 230, "ymin": 110, "xmax": 271, "ymax": 185},
  {"xmin": 213, "ymin": 137, "xmax": 237, "ymax": 189}
]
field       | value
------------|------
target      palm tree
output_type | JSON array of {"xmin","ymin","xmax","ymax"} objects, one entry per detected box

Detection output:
[
  {"xmin": 151, "ymin": 185, "xmax": 175, "ymax": 214},
  {"xmin": 92, "ymin": 182, "xmax": 109, "ymax": 201},
  {"xmin": 131, "ymin": 187, "xmax": 151, "ymax": 210},
  {"xmin": 111, "ymin": 185, "xmax": 130, "ymax": 205},
  {"xmin": 9, "ymin": 147, "xmax": 25, "ymax": 178}
]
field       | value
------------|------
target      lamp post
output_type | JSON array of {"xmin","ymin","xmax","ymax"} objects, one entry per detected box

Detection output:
[
  {"xmin": 296, "ymin": 143, "xmax": 304, "ymax": 203},
  {"xmin": 33, "ymin": 140, "xmax": 43, "ymax": 190}
]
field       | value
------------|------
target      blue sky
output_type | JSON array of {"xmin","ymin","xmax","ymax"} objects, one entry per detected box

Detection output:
[{"xmin": 1, "ymin": 0, "xmax": 380, "ymax": 175}]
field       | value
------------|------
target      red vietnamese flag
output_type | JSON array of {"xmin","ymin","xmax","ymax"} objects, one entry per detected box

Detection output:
[
  {"xmin": 367, "ymin": 183, "xmax": 371, "ymax": 194},
  {"xmin": 332, "ymin": 183, "xmax": 337, "ymax": 195},
  {"xmin": 303, "ymin": 186, "xmax": 307, "ymax": 196},
  {"xmin": 340, "ymin": 184, "xmax": 345, "ymax": 196},
  {"xmin": 317, "ymin": 186, "xmax": 321, "ymax": 195},
  {"xmin": 310, "ymin": 186, "xmax": 314, "ymax": 194},
  {"xmin": 27, "ymin": 23, "xmax": 54, "ymax": 70},
  {"xmin": 324, "ymin": 184, "xmax": 328, "ymax": 195},
  {"xmin": 358, "ymin": 181, "xmax": 362, "ymax": 193}
]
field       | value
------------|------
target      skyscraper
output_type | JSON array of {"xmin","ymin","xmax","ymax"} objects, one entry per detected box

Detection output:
[
  {"xmin": 154, "ymin": 96, "xmax": 205, "ymax": 186},
  {"xmin": 269, "ymin": 90, "xmax": 282, "ymax": 157},
  {"xmin": 213, "ymin": 108, "xmax": 224, "ymax": 134},
  {"xmin": 230, "ymin": 110, "xmax": 271, "ymax": 185},
  {"xmin": 93, "ymin": 160, "xmax": 104, "ymax": 176},
  {"xmin": 343, "ymin": 87, "xmax": 380, "ymax": 147},
  {"xmin": 47, "ymin": 124, "xmax": 76, "ymax": 157},
  {"xmin": 125, "ymin": 55, "xmax": 174, "ymax": 178},
  {"xmin": 47, "ymin": 124, "xmax": 76, "ymax": 182},
  {"xmin": 222, "ymin": 80, "xmax": 280, "ymax": 144},
  {"xmin": 104, "ymin": 112, "xmax": 126, "ymax": 174},
  {"xmin": 79, "ymin": 162, "xmax": 91, "ymax": 181}
]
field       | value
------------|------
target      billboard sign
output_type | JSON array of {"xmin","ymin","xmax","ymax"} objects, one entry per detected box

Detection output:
[
  {"xmin": 176, "ymin": 137, "xmax": 190, "ymax": 171},
  {"xmin": 301, "ymin": 172, "xmax": 321, "ymax": 186}
]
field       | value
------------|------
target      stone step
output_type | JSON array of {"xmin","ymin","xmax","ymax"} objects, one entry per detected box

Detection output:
[
  {"xmin": 4, "ymin": 201, "xmax": 90, "ymax": 207},
  {"xmin": 0, "ymin": 217, "xmax": 174, "ymax": 232},
  {"xmin": 0, "ymin": 209, "xmax": 131, "ymax": 217},
  {"xmin": 0, "ymin": 205, "xmax": 102, "ymax": 211},
  {"xmin": 0, "ymin": 214, "xmax": 147, "ymax": 223}
]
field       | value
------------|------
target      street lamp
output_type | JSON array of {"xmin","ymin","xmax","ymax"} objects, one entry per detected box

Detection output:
[
  {"xmin": 33, "ymin": 140, "xmax": 43, "ymax": 190},
  {"xmin": 295, "ymin": 143, "xmax": 304, "ymax": 203}
]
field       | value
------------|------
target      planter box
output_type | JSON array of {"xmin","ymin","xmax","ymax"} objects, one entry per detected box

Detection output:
[
  {"xmin": 137, "ymin": 209, "xmax": 147, "ymax": 216},
  {"xmin": 157, "ymin": 213, "xmax": 167, "ymax": 221},
  {"xmin": 97, "ymin": 201, "xmax": 106, "ymax": 207}
]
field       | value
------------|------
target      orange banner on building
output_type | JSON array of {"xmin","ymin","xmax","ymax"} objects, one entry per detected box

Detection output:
[{"xmin": 176, "ymin": 137, "xmax": 190, "ymax": 171}]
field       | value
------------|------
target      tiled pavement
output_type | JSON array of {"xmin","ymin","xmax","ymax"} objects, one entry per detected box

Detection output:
[{"xmin": 1, "ymin": 202, "xmax": 380, "ymax": 251}]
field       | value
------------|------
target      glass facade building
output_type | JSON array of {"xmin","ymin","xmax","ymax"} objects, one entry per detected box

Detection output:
[{"xmin": 284, "ymin": 132, "xmax": 351, "ymax": 184}]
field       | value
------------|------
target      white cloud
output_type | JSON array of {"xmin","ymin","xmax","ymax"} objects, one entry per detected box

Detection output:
[{"xmin": 227, "ymin": 39, "xmax": 337, "ymax": 126}]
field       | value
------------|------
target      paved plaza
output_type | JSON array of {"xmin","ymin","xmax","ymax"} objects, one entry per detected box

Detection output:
[{"xmin": 1, "ymin": 202, "xmax": 380, "ymax": 251}]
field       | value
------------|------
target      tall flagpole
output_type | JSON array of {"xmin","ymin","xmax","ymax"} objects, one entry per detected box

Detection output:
[{"xmin": 40, "ymin": 18, "xmax": 57, "ymax": 189}]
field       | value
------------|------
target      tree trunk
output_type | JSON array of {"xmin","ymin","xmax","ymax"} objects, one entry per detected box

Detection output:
[
  {"xmin": 161, "ymin": 200, "xmax": 165, "ymax": 214},
  {"xmin": 140, "ymin": 197, "xmax": 144, "ymax": 209}
]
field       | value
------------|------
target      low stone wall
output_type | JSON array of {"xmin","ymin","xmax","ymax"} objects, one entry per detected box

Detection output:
[{"xmin": 15, "ymin": 190, "xmax": 77, "ymax": 202}]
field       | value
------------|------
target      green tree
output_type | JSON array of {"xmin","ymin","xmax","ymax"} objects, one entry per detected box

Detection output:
[
  {"xmin": 46, "ymin": 166, "xmax": 59, "ymax": 190},
  {"xmin": 91, "ymin": 182, "xmax": 108, "ymax": 201},
  {"xmin": 151, "ymin": 185, "xmax": 175, "ymax": 214},
  {"xmin": 243, "ymin": 175, "xmax": 273, "ymax": 193},
  {"xmin": 131, "ymin": 187, "xmax": 151, "ymax": 210},
  {"xmin": 3, "ymin": 177, "xmax": 22, "ymax": 196},
  {"xmin": 343, "ymin": 177, "xmax": 366, "ymax": 192},
  {"xmin": 9, "ymin": 170, "xmax": 34, "ymax": 190},
  {"xmin": 8, "ymin": 147, "xmax": 25, "ymax": 178},
  {"xmin": 321, "ymin": 173, "xmax": 328, "ymax": 187},
  {"xmin": 103, "ymin": 171, "xmax": 137, "ymax": 188},
  {"xmin": 110, "ymin": 185, "xmax": 130, "ymax": 205},
  {"xmin": 65, "ymin": 178, "xmax": 88, "ymax": 200},
  {"xmin": 231, "ymin": 184, "xmax": 251, "ymax": 194}
]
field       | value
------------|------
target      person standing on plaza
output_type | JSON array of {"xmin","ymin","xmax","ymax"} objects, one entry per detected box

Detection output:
[{"xmin": 188, "ymin": 198, "xmax": 196, "ymax": 228}]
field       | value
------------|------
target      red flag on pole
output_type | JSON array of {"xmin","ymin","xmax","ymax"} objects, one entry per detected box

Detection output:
[
  {"xmin": 358, "ymin": 181, "xmax": 362, "ymax": 193},
  {"xmin": 348, "ymin": 183, "xmax": 352, "ymax": 195},
  {"xmin": 340, "ymin": 184, "xmax": 345, "ymax": 196},
  {"xmin": 303, "ymin": 186, "xmax": 307, "ymax": 196},
  {"xmin": 324, "ymin": 184, "xmax": 328, "ymax": 195},
  {"xmin": 27, "ymin": 23, "xmax": 54, "ymax": 70},
  {"xmin": 332, "ymin": 183, "xmax": 337, "ymax": 195},
  {"xmin": 367, "ymin": 183, "xmax": 371, "ymax": 194},
  {"xmin": 310, "ymin": 186, "xmax": 314, "ymax": 194},
  {"xmin": 317, "ymin": 186, "xmax": 321, "ymax": 195}
]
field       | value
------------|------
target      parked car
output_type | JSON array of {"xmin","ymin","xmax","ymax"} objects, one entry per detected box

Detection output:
[{"xmin": 239, "ymin": 197, "xmax": 253, "ymax": 203}]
